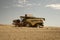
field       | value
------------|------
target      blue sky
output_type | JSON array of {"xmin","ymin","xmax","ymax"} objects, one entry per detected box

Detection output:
[{"xmin": 0, "ymin": 0, "xmax": 60, "ymax": 26}]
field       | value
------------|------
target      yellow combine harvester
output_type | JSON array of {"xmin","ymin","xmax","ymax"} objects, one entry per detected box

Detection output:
[{"xmin": 12, "ymin": 14, "xmax": 45, "ymax": 28}]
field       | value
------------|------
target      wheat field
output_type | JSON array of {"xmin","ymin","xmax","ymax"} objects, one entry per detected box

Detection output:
[{"xmin": 0, "ymin": 25, "xmax": 60, "ymax": 40}]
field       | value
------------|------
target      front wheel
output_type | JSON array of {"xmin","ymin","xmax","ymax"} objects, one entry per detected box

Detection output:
[
  {"xmin": 36, "ymin": 23, "xmax": 44, "ymax": 28},
  {"xmin": 25, "ymin": 22, "xmax": 32, "ymax": 27}
]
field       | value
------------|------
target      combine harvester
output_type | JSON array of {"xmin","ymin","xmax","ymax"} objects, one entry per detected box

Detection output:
[{"xmin": 12, "ymin": 14, "xmax": 45, "ymax": 28}]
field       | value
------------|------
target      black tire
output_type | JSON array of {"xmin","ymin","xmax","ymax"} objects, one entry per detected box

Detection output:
[
  {"xmin": 25, "ymin": 22, "xmax": 32, "ymax": 27},
  {"xmin": 36, "ymin": 23, "xmax": 44, "ymax": 28},
  {"xmin": 40, "ymin": 23, "xmax": 44, "ymax": 28}
]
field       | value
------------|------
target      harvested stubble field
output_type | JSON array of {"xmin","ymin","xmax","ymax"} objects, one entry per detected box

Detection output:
[{"xmin": 0, "ymin": 25, "xmax": 60, "ymax": 40}]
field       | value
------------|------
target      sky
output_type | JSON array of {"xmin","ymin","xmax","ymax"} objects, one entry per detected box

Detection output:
[{"xmin": 0, "ymin": 0, "xmax": 60, "ymax": 26}]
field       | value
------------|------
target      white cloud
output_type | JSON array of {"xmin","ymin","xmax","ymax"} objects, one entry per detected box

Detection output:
[
  {"xmin": 45, "ymin": 4, "xmax": 60, "ymax": 9},
  {"xmin": 26, "ymin": 3, "xmax": 41, "ymax": 7},
  {"xmin": 26, "ymin": 3, "xmax": 32, "ymax": 6},
  {"xmin": 16, "ymin": 5, "xmax": 24, "ymax": 7},
  {"xmin": 5, "ymin": 0, "xmax": 41, "ymax": 8},
  {"xmin": 13, "ymin": 4, "xmax": 24, "ymax": 7},
  {"xmin": 3, "ymin": 0, "xmax": 41, "ymax": 8},
  {"xmin": 18, "ymin": 0, "xmax": 28, "ymax": 4},
  {"xmin": 12, "ymin": 0, "xmax": 28, "ymax": 8},
  {"xmin": 25, "ymin": 3, "xmax": 41, "ymax": 9}
]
